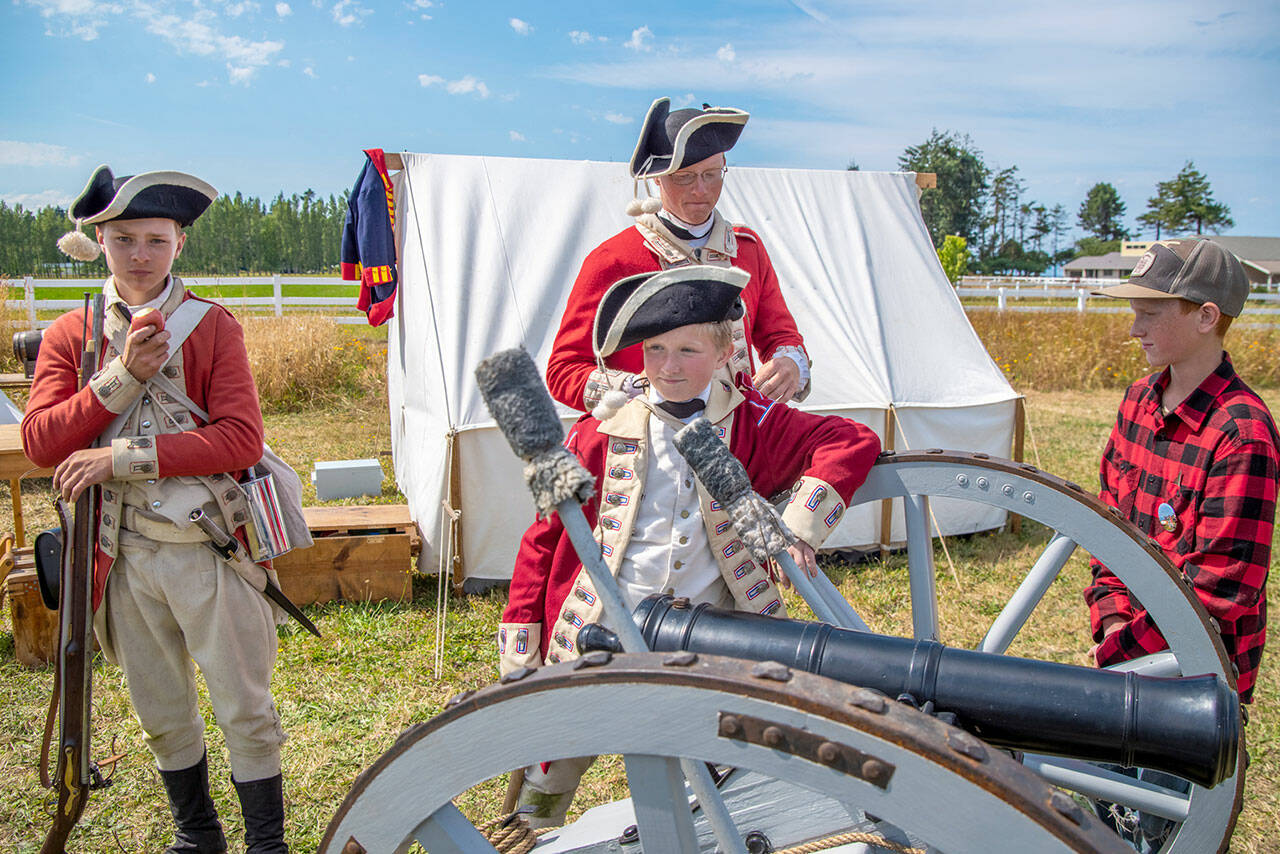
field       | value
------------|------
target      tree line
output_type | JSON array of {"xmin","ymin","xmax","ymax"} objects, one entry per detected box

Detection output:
[
  {"xmin": 893, "ymin": 130, "xmax": 1234, "ymax": 278},
  {"xmin": 0, "ymin": 190, "xmax": 349, "ymax": 279}
]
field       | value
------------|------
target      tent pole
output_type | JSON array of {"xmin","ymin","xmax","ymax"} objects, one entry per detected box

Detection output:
[
  {"xmin": 880, "ymin": 407, "xmax": 896, "ymax": 559},
  {"xmin": 449, "ymin": 430, "xmax": 466, "ymax": 593},
  {"xmin": 1010, "ymin": 397, "xmax": 1026, "ymax": 535}
]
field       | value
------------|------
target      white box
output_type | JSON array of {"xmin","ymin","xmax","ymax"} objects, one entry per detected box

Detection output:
[{"xmin": 312, "ymin": 459, "xmax": 384, "ymax": 501}]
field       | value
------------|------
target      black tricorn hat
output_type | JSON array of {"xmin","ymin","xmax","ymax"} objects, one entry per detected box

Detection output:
[
  {"xmin": 70, "ymin": 165, "xmax": 217, "ymax": 227},
  {"xmin": 628, "ymin": 97, "xmax": 749, "ymax": 179},
  {"xmin": 594, "ymin": 266, "xmax": 749, "ymax": 357}
]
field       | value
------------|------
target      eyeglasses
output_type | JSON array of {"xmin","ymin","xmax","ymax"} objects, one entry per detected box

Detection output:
[{"xmin": 667, "ymin": 166, "xmax": 728, "ymax": 187}]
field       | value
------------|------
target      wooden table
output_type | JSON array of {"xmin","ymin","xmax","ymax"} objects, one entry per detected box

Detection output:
[{"xmin": 0, "ymin": 423, "xmax": 53, "ymax": 546}]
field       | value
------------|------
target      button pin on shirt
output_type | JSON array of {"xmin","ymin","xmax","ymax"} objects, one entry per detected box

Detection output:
[{"xmin": 1157, "ymin": 502, "xmax": 1178, "ymax": 534}]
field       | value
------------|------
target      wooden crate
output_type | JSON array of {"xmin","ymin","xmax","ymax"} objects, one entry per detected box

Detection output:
[
  {"xmin": 271, "ymin": 505, "xmax": 419, "ymax": 606},
  {"xmin": 5, "ymin": 548, "xmax": 59, "ymax": 668}
]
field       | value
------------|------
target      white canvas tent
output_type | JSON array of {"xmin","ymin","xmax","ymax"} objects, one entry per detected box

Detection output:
[{"xmin": 383, "ymin": 153, "xmax": 1020, "ymax": 583}]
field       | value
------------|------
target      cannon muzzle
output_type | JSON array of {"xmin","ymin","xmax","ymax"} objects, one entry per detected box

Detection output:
[{"xmin": 589, "ymin": 595, "xmax": 1241, "ymax": 788}]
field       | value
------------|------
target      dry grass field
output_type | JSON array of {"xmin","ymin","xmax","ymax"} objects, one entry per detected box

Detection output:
[{"xmin": 0, "ymin": 307, "xmax": 1277, "ymax": 851}]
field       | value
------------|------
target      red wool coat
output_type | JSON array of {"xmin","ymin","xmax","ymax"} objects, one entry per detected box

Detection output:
[
  {"xmin": 546, "ymin": 223, "xmax": 805, "ymax": 410},
  {"xmin": 502, "ymin": 379, "xmax": 880, "ymax": 665},
  {"xmin": 22, "ymin": 289, "xmax": 264, "ymax": 607}
]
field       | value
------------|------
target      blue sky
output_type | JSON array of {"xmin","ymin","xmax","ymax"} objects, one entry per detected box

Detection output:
[{"xmin": 3, "ymin": 0, "xmax": 1277, "ymax": 241}]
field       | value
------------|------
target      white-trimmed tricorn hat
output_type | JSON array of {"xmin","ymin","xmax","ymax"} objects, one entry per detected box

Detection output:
[
  {"xmin": 593, "ymin": 265, "xmax": 749, "ymax": 358},
  {"xmin": 628, "ymin": 97, "xmax": 749, "ymax": 179},
  {"xmin": 57, "ymin": 165, "xmax": 217, "ymax": 261}
]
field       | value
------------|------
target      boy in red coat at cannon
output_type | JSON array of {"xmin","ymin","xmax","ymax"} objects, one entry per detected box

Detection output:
[{"xmin": 498, "ymin": 265, "xmax": 880, "ymax": 825}]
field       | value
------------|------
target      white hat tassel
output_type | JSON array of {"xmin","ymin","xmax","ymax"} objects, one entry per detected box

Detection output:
[{"xmin": 57, "ymin": 220, "xmax": 101, "ymax": 262}]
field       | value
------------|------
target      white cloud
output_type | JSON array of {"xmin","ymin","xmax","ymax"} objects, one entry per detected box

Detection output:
[
  {"xmin": 405, "ymin": 0, "xmax": 432, "ymax": 19},
  {"xmin": 603, "ymin": 112, "xmax": 630, "ymax": 125},
  {"xmin": 446, "ymin": 75, "xmax": 490, "ymax": 98},
  {"xmin": 0, "ymin": 140, "xmax": 82, "ymax": 168},
  {"xmin": 332, "ymin": 0, "xmax": 371, "ymax": 27},
  {"xmin": 716, "ymin": 43, "xmax": 735, "ymax": 62},
  {"xmin": 625, "ymin": 25, "xmax": 653, "ymax": 52},
  {"xmin": 195, "ymin": 80, "xmax": 211, "ymax": 87},
  {"xmin": 145, "ymin": 72, "xmax": 156, "ymax": 83},
  {"xmin": 303, "ymin": 66, "xmax": 316, "ymax": 77},
  {"xmin": 509, "ymin": 130, "xmax": 526, "ymax": 142},
  {"xmin": 276, "ymin": 2, "xmax": 292, "ymax": 15},
  {"xmin": 568, "ymin": 30, "xmax": 591, "ymax": 44},
  {"xmin": 671, "ymin": 93, "xmax": 696, "ymax": 108},
  {"xmin": 509, "ymin": 17, "xmax": 533, "ymax": 36},
  {"xmin": 2, "ymin": 188, "xmax": 74, "ymax": 209},
  {"xmin": 419, "ymin": 72, "xmax": 492, "ymax": 98},
  {"xmin": 21, "ymin": 0, "xmax": 125, "ymax": 40},
  {"xmin": 225, "ymin": 1, "xmax": 258, "ymax": 17},
  {"xmin": 277, "ymin": 58, "xmax": 290, "ymax": 66},
  {"xmin": 145, "ymin": 12, "xmax": 284, "ymax": 84}
]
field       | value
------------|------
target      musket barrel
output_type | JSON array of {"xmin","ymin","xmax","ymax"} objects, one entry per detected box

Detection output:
[{"xmin": 625, "ymin": 595, "xmax": 1240, "ymax": 788}]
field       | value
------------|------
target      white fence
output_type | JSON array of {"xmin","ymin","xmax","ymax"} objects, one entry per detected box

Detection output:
[
  {"xmin": 6, "ymin": 275, "xmax": 364, "ymax": 328},
  {"xmin": 957, "ymin": 276, "xmax": 1280, "ymax": 314}
]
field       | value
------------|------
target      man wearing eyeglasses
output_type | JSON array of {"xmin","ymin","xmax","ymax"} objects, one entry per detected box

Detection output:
[{"xmin": 545, "ymin": 97, "xmax": 811, "ymax": 414}]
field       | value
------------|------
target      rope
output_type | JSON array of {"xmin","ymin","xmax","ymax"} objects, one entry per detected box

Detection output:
[
  {"xmin": 478, "ymin": 814, "xmax": 547, "ymax": 854},
  {"xmin": 1022, "ymin": 398, "xmax": 1043, "ymax": 470},
  {"xmin": 775, "ymin": 830, "xmax": 925, "ymax": 854},
  {"xmin": 402, "ymin": 156, "xmax": 461, "ymax": 677}
]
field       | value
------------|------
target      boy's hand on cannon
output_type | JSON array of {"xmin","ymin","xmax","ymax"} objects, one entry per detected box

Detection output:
[{"xmin": 773, "ymin": 539, "xmax": 817, "ymax": 589}]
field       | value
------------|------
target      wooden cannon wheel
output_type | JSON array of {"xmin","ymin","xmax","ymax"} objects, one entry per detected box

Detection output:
[
  {"xmin": 844, "ymin": 451, "xmax": 1243, "ymax": 853},
  {"xmin": 321, "ymin": 653, "xmax": 1131, "ymax": 854}
]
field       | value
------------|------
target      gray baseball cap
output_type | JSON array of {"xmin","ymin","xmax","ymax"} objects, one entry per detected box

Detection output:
[{"xmin": 1092, "ymin": 238, "xmax": 1249, "ymax": 316}]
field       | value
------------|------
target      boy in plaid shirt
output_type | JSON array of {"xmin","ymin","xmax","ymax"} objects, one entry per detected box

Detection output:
[{"xmin": 1087, "ymin": 238, "xmax": 1278, "ymax": 702}]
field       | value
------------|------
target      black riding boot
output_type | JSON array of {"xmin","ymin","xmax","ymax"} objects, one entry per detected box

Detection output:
[
  {"xmin": 234, "ymin": 774, "xmax": 289, "ymax": 854},
  {"xmin": 159, "ymin": 753, "xmax": 228, "ymax": 853}
]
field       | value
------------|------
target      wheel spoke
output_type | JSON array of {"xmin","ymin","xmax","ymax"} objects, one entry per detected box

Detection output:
[
  {"xmin": 1022, "ymin": 755, "xmax": 1192, "ymax": 821},
  {"xmin": 625, "ymin": 754, "xmax": 701, "ymax": 852},
  {"xmin": 680, "ymin": 758, "xmax": 747, "ymax": 854},
  {"xmin": 411, "ymin": 802, "xmax": 498, "ymax": 853},
  {"xmin": 902, "ymin": 494, "xmax": 939, "ymax": 641},
  {"xmin": 979, "ymin": 534, "xmax": 1077, "ymax": 654}
]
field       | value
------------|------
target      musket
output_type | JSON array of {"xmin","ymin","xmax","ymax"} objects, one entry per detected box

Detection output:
[{"xmin": 41, "ymin": 294, "xmax": 111, "ymax": 853}]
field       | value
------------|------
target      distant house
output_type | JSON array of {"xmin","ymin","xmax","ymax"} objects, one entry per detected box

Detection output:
[{"xmin": 1065, "ymin": 236, "xmax": 1280, "ymax": 285}]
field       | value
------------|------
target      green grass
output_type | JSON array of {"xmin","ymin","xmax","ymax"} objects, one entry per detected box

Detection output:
[{"xmin": 1, "ymin": 391, "xmax": 1277, "ymax": 852}]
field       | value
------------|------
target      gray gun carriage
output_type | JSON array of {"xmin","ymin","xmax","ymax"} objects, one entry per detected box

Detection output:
[{"xmin": 321, "ymin": 350, "xmax": 1246, "ymax": 854}]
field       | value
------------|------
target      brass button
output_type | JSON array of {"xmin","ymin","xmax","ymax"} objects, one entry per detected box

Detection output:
[
  {"xmin": 680, "ymin": 510, "xmax": 690, "ymax": 519},
  {"xmin": 678, "ymin": 536, "xmax": 688, "ymax": 545},
  {"xmin": 674, "ymin": 560, "xmax": 683, "ymax": 569},
  {"xmin": 151, "ymin": 500, "xmax": 161, "ymax": 509},
  {"xmin": 141, "ymin": 420, "xmax": 152, "ymax": 428}
]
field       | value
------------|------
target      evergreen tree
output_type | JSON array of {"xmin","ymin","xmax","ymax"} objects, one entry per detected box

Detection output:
[
  {"xmin": 1137, "ymin": 161, "xmax": 1233, "ymax": 238},
  {"xmin": 898, "ymin": 129, "xmax": 990, "ymax": 248},
  {"xmin": 1077, "ymin": 182, "xmax": 1128, "ymax": 241}
]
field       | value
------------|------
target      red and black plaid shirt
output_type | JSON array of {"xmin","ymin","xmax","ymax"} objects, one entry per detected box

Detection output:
[{"xmin": 1085, "ymin": 354, "xmax": 1278, "ymax": 702}]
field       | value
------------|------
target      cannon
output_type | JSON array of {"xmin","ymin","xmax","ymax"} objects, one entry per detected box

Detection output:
[
  {"xmin": 321, "ymin": 350, "xmax": 1245, "ymax": 853},
  {"xmin": 582, "ymin": 595, "xmax": 1239, "ymax": 788}
]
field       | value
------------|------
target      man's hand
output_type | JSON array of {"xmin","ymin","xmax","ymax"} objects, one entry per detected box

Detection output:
[
  {"xmin": 774, "ymin": 539, "xmax": 818, "ymax": 589},
  {"xmin": 53, "ymin": 448, "xmax": 114, "ymax": 502},
  {"xmin": 122, "ymin": 324, "xmax": 171, "ymax": 382},
  {"xmin": 752, "ymin": 356, "xmax": 800, "ymax": 404}
]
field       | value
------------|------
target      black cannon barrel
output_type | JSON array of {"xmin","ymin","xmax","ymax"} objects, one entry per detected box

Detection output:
[{"xmin": 612, "ymin": 596, "xmax": 1239, "ymax": 788}]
